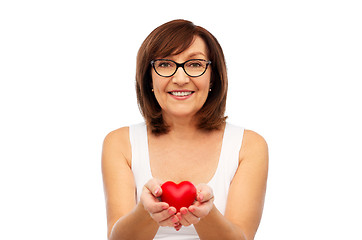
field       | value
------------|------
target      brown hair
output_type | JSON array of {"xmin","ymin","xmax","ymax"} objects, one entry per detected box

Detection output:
[{"xmin": 136, "ymin": 19, "xmax": 228, "ymax": 135}]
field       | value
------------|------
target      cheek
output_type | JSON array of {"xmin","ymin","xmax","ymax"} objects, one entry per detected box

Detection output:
[
  {"xmin": 197, "ymin": 74, "xmax": 211, "ymax": 92},
  {"xmin": 151, "ymin": 74, "xmax": 169, "ymax": 107},
  {"xmin": 152, "ymin": 74, "xmax": 166, "ymax": 91}
]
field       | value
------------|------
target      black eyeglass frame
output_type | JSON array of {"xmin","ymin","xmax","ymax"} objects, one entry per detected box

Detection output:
[{"xmin": 150, "ymin": 59, "xmax": 212, "ymax": 78}]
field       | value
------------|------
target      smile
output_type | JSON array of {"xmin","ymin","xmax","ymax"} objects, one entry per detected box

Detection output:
[{"xmin": 168, "ymin": 91, "xmax": 194, "ymax": 97}]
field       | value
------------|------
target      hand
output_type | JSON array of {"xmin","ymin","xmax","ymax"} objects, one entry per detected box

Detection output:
[
  {"xmin": 140, "ymin": 178, "xmax": 180, "ymax": 228},
  {"xmin": 175, "ymin": 183, "xmax": 214, "ymax": 227}
]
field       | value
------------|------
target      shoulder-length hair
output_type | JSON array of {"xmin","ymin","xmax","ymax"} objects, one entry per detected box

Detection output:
[{"xmin": 136, "ymin": 19, "xmax": 228, "ymax": 135}]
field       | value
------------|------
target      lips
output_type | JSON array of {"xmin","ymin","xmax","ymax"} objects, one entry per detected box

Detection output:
[
  {"xmin": 169, "ymin": 91, "xmax": 194, "ymax": 96},
  {"xmin": 167, "ymin": 90, "xmax": 195, "ymax": 100}
]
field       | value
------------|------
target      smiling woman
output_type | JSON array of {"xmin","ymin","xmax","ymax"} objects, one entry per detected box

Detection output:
[
  {"xmin": 102, "ymin": 19, "xmax": 268, "ymax": 240},
  {"xmin": 136, "ymin": 20, "xmax": 228, "ymax": 135}
]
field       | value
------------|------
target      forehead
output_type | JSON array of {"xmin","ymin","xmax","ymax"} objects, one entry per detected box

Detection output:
[{"xmin": 169, "ymin": 36, "xmax": 208, "ymax": 59}]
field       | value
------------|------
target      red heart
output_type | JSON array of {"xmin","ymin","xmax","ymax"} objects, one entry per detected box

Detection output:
[{"xmin": 161, "ymin": 181, "xmax": 197, "ymax": 212}]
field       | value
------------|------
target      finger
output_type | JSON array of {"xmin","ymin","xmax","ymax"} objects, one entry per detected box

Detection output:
[
  {"xmin": 177, "ymin": 212, "xmax": 191, "ymax": 227},
  {"xmin": 143, "ymin": 197, "xmax": 169, "ymax": 214},
  {"xmin": 179, "ymin": 207, "xmax": 199, "ymax": 226},
  {"xmin": 150, "ymin": 202, "xmax": 170, "ymax": 214},
  {"xmin": 151, "ymin": 207, "xmax": 177, "ymax": 222},
  {"xmin": 188, "ymin": 201, "xmax": 213, "ymax": 218},
  {"xmin": 158, "ymin": 211, "xmax": 180, "ymax": 227},
  {"xmin": 144, "ymin": 178, "xmax": 164, "ymax": 197},
  {"xmin": 196, "ymin": 184, "xmax": 214, "ymax": 203}
]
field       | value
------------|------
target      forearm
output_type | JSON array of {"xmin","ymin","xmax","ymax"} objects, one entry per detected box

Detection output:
[
  {"xmin": 109, "ymin": 203, "xmax": 159, "ymax": 240},
  {"xmin": 194, "ymin": 205, "xmax": 247, "ymax": 240}
]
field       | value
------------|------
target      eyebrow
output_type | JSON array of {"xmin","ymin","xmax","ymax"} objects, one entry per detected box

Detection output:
[
  {"xmin": 164, "ymin": 51, "xmax": 208, "ymax": 60},
  {"xmin": 188, "ymin": 52, "xmax": 207, "ymax": 58}
]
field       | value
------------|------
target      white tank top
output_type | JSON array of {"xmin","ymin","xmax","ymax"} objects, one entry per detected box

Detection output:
[{"xmin": 129, "ymin": 122, "xmax": 244, "ymax": 240}]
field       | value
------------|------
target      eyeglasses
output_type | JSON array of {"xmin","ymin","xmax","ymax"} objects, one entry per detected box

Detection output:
[{"xmin": 150, "ymin": 59, "xmax": 212, "ymax": 78}]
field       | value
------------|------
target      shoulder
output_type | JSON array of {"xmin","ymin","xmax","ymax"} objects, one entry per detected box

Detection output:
[
  {"xmin": 102, "ymin": 126, "xmax": 132, "ymax": 167},
  {"xmin": 103, "ymin": 126, "xmax": 130, "ymax": 148},
  {"xmin": 239, "ymin": 129, "xmax": 268, "ymax": 165},
  {"xmin": 242, "ymin": 129, "xmax": 268, "ymax": 149},
  {"xmin": 104, "ymin": 126, "xmax": 130, "ymax": 142}
]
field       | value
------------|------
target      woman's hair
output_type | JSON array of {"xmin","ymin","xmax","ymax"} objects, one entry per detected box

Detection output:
[{"xmin": 136, "ymin": 19, "xmax": 228, "ymax": 135}]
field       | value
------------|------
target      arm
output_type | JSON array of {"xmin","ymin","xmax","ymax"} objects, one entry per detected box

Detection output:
[
  {"xmin": 102, "ymin": 128, "xmax": 180, "ymax": 240},
  {"xmin": 102, "ymin": 127, "xmax": 158, "ymax": 240},
  {"xmin": 222, "ymin": 130, "xmax": 268, "ymax": 239},
  {"xmin": 176, "ymin": 130, "xmax": 269, "ymax": 240}
]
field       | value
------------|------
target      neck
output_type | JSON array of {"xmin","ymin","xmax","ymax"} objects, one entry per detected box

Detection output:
[{"xmin": 162, "ymin": 113, "xmax": 201, "ymax": 139}]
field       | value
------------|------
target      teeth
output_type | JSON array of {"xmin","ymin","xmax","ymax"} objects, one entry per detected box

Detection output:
[{"xmin": 170, "ymin": 91, "xmax": 193, "ymax": 96}]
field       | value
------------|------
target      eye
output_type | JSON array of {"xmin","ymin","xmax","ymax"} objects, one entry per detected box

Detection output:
[
  {"xmin": 157, "ymin": 61, "xmax": 174, "ymax": 68},
  {"xmin": 186, "ymin": 60, "xmax": 205, "ymax": 68}
]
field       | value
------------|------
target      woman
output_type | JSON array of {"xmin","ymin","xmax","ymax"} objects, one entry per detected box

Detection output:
[{"xmin": 102, "ymin": 19, "xmax": 268, "ymax": 240}]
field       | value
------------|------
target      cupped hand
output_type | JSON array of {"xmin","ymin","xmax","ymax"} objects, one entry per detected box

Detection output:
[
  {"xmin": 176, "ymin": 183, "xmax": 214, "ymax": 226},
  {"xmin": 140, "ymin": 178, "xmax": 181, "ymax": 229}
]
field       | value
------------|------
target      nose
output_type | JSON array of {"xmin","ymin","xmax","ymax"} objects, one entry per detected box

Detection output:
[{"xmin": 172, "ymin": 66, "xmax": 190, "ymax": 85}]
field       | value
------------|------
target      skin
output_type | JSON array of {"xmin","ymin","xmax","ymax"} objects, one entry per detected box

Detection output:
[{"xmin": 102, "ymin": 36, "xmax": 269, "ymax": 239}]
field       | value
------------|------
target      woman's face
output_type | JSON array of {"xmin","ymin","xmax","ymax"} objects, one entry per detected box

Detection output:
[{"xmin": 151, "ymin": 36, "xmax": 211, "ymax": 121}]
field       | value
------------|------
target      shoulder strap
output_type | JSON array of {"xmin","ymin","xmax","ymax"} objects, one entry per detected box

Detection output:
[
  {"xmin": 129, "ymin": 122, "xmax": 152, "ymax": 202},
  {"xmin": 218, "ymin": 123, "xmax": 245, "ymax": 182}
]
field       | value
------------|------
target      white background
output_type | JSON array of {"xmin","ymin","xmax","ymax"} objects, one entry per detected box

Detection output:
[{"xmin": 1, "ymin": 0, "xmax": 361, "ymax": 239}]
